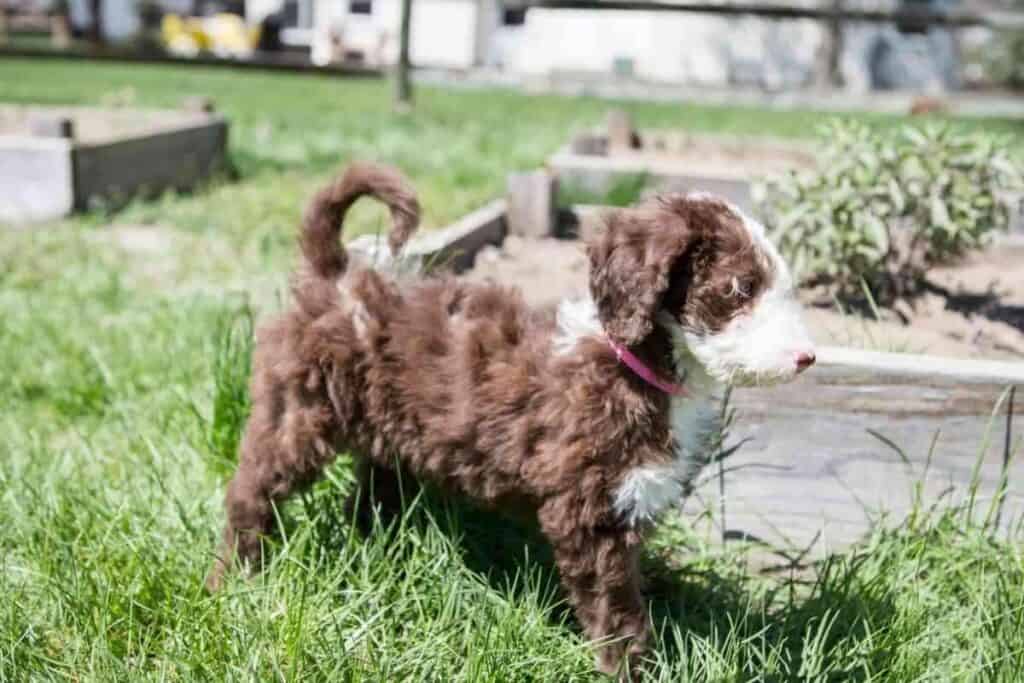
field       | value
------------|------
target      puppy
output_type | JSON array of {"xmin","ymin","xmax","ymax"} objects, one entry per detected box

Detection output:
[{"xmin": 207, "ymin": 163, "xmax": 815, "ymax": 676}]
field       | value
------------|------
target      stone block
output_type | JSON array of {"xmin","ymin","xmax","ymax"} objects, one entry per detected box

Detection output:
[
  {"xmin": 506, "ymin": 170, "xmax": 558, "ymax": 238},
  {"xmin": 0, "ymin": 138, "xmax": 74, "ymax": 224},
  {"xmin": 605, "ymin": 109, "xmax": 638, "ymax": 152}
]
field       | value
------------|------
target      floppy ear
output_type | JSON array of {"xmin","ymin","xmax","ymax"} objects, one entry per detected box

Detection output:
[{"xmin": 587, "ymin": 206, "xmax": 696, "ymax": 347}]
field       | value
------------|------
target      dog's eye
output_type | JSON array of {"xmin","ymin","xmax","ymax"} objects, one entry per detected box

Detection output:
[{"xmin": 728, "ymin": 277, "xmax": 754, "ymax": 298}]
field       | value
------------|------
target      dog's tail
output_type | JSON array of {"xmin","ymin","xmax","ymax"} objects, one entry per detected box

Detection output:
[{"xmin": 300, "ymin": 162, "xmax": 420, "ymax": 280}]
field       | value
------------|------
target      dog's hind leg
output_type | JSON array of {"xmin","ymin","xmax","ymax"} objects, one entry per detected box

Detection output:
[{"xmin": 206, "ymin": 379, "xmax": 338, "ymax": 592}]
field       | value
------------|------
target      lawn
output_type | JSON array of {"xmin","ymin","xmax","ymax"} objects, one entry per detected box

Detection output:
[{"xmin": 2, "ymin": 57, "xmax": 1024, "ymax": 681}]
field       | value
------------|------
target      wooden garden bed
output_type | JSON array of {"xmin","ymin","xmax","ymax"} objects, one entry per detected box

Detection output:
[{"xmin": 0, "ymin": 103, "xmax": 228, "ymax": 223}]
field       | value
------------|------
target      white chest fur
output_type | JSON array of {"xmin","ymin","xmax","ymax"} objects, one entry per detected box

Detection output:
[
  {"xmin": 612, "ymin": 392, "xmax": 721, "ymax": 526},
  {"xmin": 553, "ymin": 296, "xmax": 723, "ymax": 527},
  {"xmin": 613, "ymin": 312, "xmax": 725, "ymax": 526}
]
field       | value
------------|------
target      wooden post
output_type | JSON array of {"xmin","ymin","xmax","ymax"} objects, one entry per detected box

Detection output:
[
  {"xmin": 395, "ymin": 0, "xmax": 414, "ymax": 110},
  {"xmin": 606, "ymin": 109, "xmax": 638, "ymax": 153},
  {"xmin": 51, "ymin": 12, "xmax": 72, "ymax": 50},
  {"xmin": 507, "ymin": 170, "xmax": 559, "ymax": 238}
]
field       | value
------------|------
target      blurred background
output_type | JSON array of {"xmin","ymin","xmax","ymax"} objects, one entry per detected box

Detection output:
[
  {"xmin": 2, "ymin": 1, "xmax": 1024, "ymax": 679},
  {"xmin": 1, "ymin": 0, "xmax": 1023, "ymax": 92}
]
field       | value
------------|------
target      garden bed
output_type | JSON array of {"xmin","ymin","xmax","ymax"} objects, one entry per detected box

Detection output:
[
  {"xmin": 0, "ymin": 103, "xmax": 228, "ymax": 223},
  {"xmin": 551, "ymin": 124, "xmax": 817, "ymax": 214},
  {"xmin": 550, "ymin": 116, "xmax": 1024, "ymax": 234}
]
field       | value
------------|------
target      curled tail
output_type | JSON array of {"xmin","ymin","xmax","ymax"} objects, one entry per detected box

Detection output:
[{"xmin": 300, "ymin": 162, "xmax": 420, "ymax": 280}]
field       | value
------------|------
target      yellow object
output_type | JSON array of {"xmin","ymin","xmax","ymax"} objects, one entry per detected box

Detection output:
[{"xmin": 161, "ymin": 13, "xmax": 260, "ymax": 59}]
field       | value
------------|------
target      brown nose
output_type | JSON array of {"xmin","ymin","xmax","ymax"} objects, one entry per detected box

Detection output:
[{"xmin": 795, "ymin": 351, "xmax": 816, "ymax": 373}]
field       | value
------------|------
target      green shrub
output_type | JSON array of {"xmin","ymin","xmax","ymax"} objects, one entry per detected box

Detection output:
[{"xmin": 756, "ymin": 120, "xmax": 1022, "ymax": 302}]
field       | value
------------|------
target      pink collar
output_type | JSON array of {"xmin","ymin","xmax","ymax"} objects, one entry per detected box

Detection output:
[{"xmin": 608, "ymin": 337, "xmax": 690, "ymax": 397}]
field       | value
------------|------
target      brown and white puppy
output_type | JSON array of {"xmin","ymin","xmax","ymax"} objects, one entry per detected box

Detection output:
[{"xmin": 207, "ymin": 163, "xmax": 815, "ymax": 677}]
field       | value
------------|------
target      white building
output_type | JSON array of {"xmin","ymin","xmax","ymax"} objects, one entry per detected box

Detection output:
[
  {"xmin": 249, "ymin": 0, "xmax": 958, "ymax": 90},
  {"xmin": 66, "ymin": 0, "xmax": 960, "ymax": 91},
  {"xmin": 68, "ymin": 0, "xmax": 193, "ymax": 42},
  {"xmin": 243, "ymin": 0, "xmax": 500, "ymax": 68},
  {"xmin": 508, "ymin": 8, "xmax": 824, "ymax": 87},
  {"xmin": 242, "ymin": 0, "xmax": 829, "ymax": 86}
]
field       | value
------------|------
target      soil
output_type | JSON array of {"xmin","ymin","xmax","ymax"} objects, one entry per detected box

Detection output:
[
  {"xmin": 573, "ymin": 131, "xmax": 818, "ymax": 179},
  {"xmin": 461, "ymin": 235, "xmax": 1024, "ymax": 361},
  {"xmin": 0, "ymin": 105, "xmax": 212, "ymax": 145},
  {"xmin": 627, "ymin": 132, "xmax": 817, "ymax": 179}
]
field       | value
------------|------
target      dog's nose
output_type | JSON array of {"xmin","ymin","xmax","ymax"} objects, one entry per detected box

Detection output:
[{"xmin": 794, "ymin": 351, "xmax": 816, "ymax": 373}]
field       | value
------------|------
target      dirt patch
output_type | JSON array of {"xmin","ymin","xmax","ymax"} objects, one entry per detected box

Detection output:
[
  {"xmin": 623, "ymin": 133, "xmax": 817, "ymax": 179},
  {"xmin": 462, "ymin": 236, "xmax": 590, "ymax": 308},
  {"xmin": 462, "ymin": 235, "xmax": 1024, "ymax": 361},
  {"xmin": 570, "ymin": 130, "xmax": 818, "ymax": 180}
]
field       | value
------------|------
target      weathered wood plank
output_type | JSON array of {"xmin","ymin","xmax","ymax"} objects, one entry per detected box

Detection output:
[
  {"xmin": 683, "ymin": 368, "xmax": 1021, "ymax": 559},
  {"xmin": 350, "ymin": 199, "xmax": 508, "ymax": 274},
  {"xmin": 820, "ymin": 345, "xmax": 1024, "ymax": 388},
  {"xmin": 74, "ymin": 118, "xmax": 228, "ymax": 210}
]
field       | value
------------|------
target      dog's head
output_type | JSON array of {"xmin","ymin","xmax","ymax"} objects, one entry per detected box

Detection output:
[{"xmin": 587, "ymin": 193, "xmax": 815, "ymax": 386}]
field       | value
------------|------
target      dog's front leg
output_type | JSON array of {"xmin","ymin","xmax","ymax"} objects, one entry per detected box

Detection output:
[{"xmin": 540, "ymin": 501, "xmax": 650, "ymax": 679}]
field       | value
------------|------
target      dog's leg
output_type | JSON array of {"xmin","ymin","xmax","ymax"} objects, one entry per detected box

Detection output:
[
  {"xmin": 205, "ymin": 448, "xmax": 275, "ymax": 591},
  {"xmin": 206, "ymin": 388, "xmax": 338, "ymax": 591},
  {"xmin": 540, "ymin": 505, "xmax": 650, "ymax": 679},
  {"xmin": 345, "ymin": 456, "xmax": 418, "ymax": 536}
]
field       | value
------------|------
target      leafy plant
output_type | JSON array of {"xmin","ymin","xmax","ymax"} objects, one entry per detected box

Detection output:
[{"xmin": 756, "ymin": 120, "xmax": 1023, "ymax": 302}]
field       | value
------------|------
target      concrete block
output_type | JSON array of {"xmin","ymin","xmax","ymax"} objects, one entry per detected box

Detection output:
[
  {"xmin": 28, "ymin": 116, "xmax": 74, "ymax": 139},
  {"xmin": 569, "ymin": 132, "xmax": 607, "ymax": 156},
  {"xmin": 1010, "ymin": 194, "xmax": 1024, "ymax": 235},
  {"xmin": 506, "ymin": 170, "xmax": 558, "ymax": 238},
  {"xmin": 605, "ymin": 109, "xmax": 638, "ymax": 152},
  {"xmin": 0, "ymin": 138, "xmax": 74, "ymax": 224},
  {"xmin": 0, "ymin": 105, "xmax": 229, "ymax": 224}
]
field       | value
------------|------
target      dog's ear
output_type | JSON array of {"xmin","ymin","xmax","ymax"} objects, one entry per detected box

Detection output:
[{"xmin": 587, "ymin": 206, "xmax": 696, "ymax": 346}]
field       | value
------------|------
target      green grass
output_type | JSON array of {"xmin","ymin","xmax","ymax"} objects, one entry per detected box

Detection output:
[{"xmin": 2, "ymin": 58, "xmax": 1024, "ymax": 681}]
